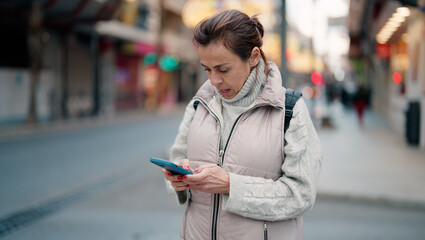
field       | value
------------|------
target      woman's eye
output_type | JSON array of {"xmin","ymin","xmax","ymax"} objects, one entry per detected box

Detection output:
[
  {"xmin": 204, "ymin": 68, "xmax": 211, "ymax": 72},
  {"xmin": 219, "ymin": 69, "xmax": 229, "ymax": 73}
]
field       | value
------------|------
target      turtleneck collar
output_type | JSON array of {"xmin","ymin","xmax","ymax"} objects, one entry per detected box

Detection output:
[{"xmin": 214, "ymin": 58, "xmax": 266, "ymax": 107}]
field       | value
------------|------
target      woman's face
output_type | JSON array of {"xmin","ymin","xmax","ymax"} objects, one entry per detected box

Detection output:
[{"xmin": 198, "ymin": 41, "xmax": 259, "ymax": 99}]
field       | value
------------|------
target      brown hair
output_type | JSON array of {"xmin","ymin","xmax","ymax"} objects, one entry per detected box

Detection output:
[{"xmin": 193, "ymin": 9, "xmax": 268, "ymax": 73}]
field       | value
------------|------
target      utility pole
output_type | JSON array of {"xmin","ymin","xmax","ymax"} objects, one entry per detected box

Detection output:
[
  {"xmin": 280, "ymin": 0, "xmax": 288, "ymax": 87},
  {"xmin": 91, "ymin": 31, "xmax": 100, "ymax": 116},
  {"xmin": 153, "ymin": 0, "xmax": 165, "ymax": 109},
  {"xmin": 26, "ymin": 1, "xmax": 45, "ymax": 124}
]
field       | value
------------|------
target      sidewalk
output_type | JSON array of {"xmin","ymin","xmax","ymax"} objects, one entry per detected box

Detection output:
[{"xmin": 316, "ymin": 102, "xmax": 425, "ymax": 208}]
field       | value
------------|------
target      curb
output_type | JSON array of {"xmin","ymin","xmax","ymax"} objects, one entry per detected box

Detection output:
[{"xmin": 0, "ymin": 104, "xmax": 187, "ymax": 143}]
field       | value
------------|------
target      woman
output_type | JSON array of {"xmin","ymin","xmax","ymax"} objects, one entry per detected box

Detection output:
[{"xmin": 162, "ymin": 9, "xmax": 322, "ymax": 240}]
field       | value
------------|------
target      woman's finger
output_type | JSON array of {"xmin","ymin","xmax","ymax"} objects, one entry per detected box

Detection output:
[
  {"xmin": 162, "ymin": 168, "xmax": 175, "ymax": 181},
  {"xmin": 171, "ymin": 180, "xmax": 189, "ymax": 191},
  {"xmin": 179, "ymin": 159, "xmax": 191, "ymax": 172},
  {"xmin": 162, "ymin": 168, "xmax": 171, "ymax": 176},
  {"xmin": 193, "ymin": 164, "xmax": 215, "ymax": 173}
]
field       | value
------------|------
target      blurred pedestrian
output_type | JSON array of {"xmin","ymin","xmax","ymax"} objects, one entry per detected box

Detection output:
[
  {"xmin": 161, "ymin": 10, "xmax": 322, "ymax": 240},
  {"xmin": 353, "ymin": 86, "xmax": 368, "ymax": 125}
]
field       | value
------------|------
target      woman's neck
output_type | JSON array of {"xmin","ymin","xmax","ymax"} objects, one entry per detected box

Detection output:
[{"xmin": 215, "ymin": 58, "xmax": 266, "ymax": 107}]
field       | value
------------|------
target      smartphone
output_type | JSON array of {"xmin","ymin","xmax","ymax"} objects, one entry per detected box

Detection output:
[{"xmin": 150, "ymin": 158, "xmax": 193, "ymax": 175}]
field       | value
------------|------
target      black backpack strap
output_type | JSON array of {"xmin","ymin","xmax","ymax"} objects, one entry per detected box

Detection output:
[{"xmin": 284, "ymin": 88, "xmax": 302, "ymax": 133}]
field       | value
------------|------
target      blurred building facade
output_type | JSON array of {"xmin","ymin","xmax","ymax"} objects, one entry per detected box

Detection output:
[
  {"xmin": 347, "ymin": 0, "xmax": 425, "ymax": 148},
  {"xmin": 0, "ymin": 0, "xmax": 199, "ymax": 124}
]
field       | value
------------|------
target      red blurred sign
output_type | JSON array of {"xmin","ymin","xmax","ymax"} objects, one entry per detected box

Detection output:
[
  {"xmin": 311, "ymin": 72, "xmax": 323, "ymax": 85},
  {"xmin": 376, "ymin": 43, "xmax": 391, "ymax": 60},
  {"xmin": 393, "ymin": 72, "xmax": 402, "ymax": 84}
]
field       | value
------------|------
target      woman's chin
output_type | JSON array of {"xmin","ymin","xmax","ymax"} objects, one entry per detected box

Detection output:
[{"xmin": 222, "ymin": 93, "xmax": 235, "ymax": 99}]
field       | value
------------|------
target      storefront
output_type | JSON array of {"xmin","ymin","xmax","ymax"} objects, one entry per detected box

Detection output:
[
  {"xmin": 382, "ymin": 5, "xmax": 425, "ymax": 147},
  {"xmin": 0, "ymin": 0, "xmax": 121, "ymax": 123},
  {"xmin": 405, "ymin": 7, "xmax": 425, "ymax": 148},
  {"xmin": 348, "ymin": 0, "xmax": 425, "ymax": 148},
  {"xmin": 112, "ymin": 42, "xmax": 180, "ymax": 111},
  {"xmin": 97, "ymin": 0, "xmax": 198, "ymax": 112}
]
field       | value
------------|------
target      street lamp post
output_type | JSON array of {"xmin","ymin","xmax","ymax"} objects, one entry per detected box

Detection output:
[
  {"xmin": 27, "ymin": 1, "xmax": 45, "ymax": 124},
  {"xmin": 280, "ymin": 0, "xmax": 288, "ymax": 87}
]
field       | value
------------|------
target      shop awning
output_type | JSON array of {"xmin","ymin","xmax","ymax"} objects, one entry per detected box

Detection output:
[
  {"xmin": 95, "ymin": 20, "xmax": 157, "ymax": 44},
  {"xmin": 0, "ymin": 0, "xmax": 120, "ymax": 29}
]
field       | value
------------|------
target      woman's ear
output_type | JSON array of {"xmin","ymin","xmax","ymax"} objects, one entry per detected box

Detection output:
[{"xmin": 249, "ymin": 47, "xmax": 261, "ymax": 67}]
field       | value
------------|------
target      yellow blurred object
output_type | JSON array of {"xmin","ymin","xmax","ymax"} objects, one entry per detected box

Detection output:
[
  {"xmin": 376, "ymin": 7, "xmax": 410, "ymax": 44},
  {"xmin": 287, "ymin": 50, "xmax": 313, "ymax": 73},
  {"xmin": 262, "ymin": 33, "xmax": 281, "ymax": 67},
  {"xmin": 314, "ymin": 57, "xmax": 324, "ymax": 72},
  {"xmin": 182, "ymin": 0, "xmax": 275, "ymax": 30},
  {"xmin": 182, "ymin": 0, "xmax": 220, "ymax": 29},
  {"xmin": 286, "ymin": 32, "xmax": 326, "ymax": 73},
  {"xmin": 120, "ymin": 0, "xmax": 139, "ymax": 25},
  {"xmin": 390, "ymin": 41, "xmax": 409, "ymax": 72}
]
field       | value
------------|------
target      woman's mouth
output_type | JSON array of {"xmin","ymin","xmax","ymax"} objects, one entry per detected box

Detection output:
[{"xmin": 220, "ymin": 89, "xmax": 231, "ymax": 97}]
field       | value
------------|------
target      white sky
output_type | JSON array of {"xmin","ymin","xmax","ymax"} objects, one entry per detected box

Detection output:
[{"xmin": 287, "ymin": 0, "xmax": 350, "ymax": 69}]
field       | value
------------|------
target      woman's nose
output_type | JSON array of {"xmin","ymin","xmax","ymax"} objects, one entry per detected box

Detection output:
[{"xmin": 210, "ymin": 72, "xmax": 222, "ymax": 86}]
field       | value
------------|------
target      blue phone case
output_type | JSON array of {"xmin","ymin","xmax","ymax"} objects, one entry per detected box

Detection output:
[{"xmin": 150, "ymin": 158, "xmax": 193, "ymax": 175}]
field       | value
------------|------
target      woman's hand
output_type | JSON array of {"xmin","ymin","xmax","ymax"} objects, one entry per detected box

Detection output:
[
  {"xmin": 183, "ymin": 164, "xmax": 230, "ymax": 194},
  {"xmin": 162, "ymin": 159, "xmax": 191, "ymax": 191}
]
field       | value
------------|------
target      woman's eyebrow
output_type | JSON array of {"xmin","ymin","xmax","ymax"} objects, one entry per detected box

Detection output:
[{"xmin": 200, "ymin": 62, "xmax": 230, "ymax": 68}]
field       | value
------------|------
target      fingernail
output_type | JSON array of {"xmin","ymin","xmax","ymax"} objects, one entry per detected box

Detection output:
[
  {"xmin": 183, "ymin": 175, "xmax": 187, "ymax": 179},
  {"xmin": 177, "ymin": 176, "xmax": 182, "ymax": 180},
  {"xmin": 185, "ymin": 185, "xmax": 189, "ymax": 188},
  {"xmin": 167, "ymin": 172, "xmax": 171, "ymax": 176},
  {"xmin": 184, "ymin": 166, "xmax": 190, "ymax": 170},
  {"xmin": 194, "ymin": 168, "xmax": 199, "ymax": 172}
]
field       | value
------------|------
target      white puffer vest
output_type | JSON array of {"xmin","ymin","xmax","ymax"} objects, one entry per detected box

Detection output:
[{"xmin": 181, "ymin": 68, "xmax": 302, "ymax": 240}]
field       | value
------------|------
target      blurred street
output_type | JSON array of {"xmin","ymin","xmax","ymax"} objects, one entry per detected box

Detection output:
[
  {"xmin": 1, "ymin": 103, "xmax": 425, "ymax": 239},
  {"xmin": 0, "ymin": 109, "xmax": 184, "ymax": 239}
]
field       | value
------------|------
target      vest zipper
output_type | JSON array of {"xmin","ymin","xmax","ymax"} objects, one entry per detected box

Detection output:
[
  {"xmin": 211, "ymin": 150, "xmax": 224, "ymax": 240},
  {"xmin": 263, "ymin": 222, "xmax": 268, "ymax": 240},
  {"xmin": 217, "ymin": 149, "xmax": 224, "ymax": 166},
  {"xmin": 211, "ymin": 193, "xmax": 220, "ymax": 240}
]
